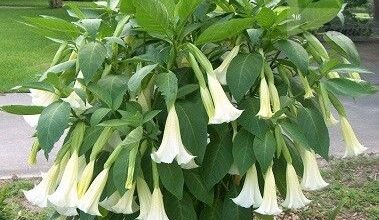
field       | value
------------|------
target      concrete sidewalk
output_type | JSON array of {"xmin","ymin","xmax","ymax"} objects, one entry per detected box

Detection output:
[{"xmin": 0, "ymin": 43, "xmax": 378, "ymax": 178}]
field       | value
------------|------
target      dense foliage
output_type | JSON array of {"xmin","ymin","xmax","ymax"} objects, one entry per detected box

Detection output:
[{"xmin": 1, "ymin": 0, "xmax": 377, "ymax": 219}]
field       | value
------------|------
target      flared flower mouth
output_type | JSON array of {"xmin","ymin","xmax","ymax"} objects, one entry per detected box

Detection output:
[
  {"xmin": 151, "ymin": 105, "xmax": 198, "ymax": 169},
  {"xmin": 77, "ymin": 168, "xmax": 110, "ymax": 216},
  {"xmin": 207, "ymin": 74, "xmax": 243, "ymax": 124},
  {"xmin": 112, "ymin": 182, "xmax": 139, "ymax": 214},
  {"xmin": 48, "ymin": 150, "xmax": 80, "ymax": 216},
  {"xmin": 146, "ymin": 187, "xmax": 169, "ymax": 220},
  {"xmin": 232, "ymin": 164, "xmax": 263, "ymax": 208},
  {"xmin": 136, "ymin": 177, "xmax": 152, "ymax": 220},
  {"xmin": 23, "ymin": 163, "xmax": 60, "ymax": 208},
  {"xmin": 282, "ymin": 164, "xmax": 311, "ymax": 209},
  {"xmin": 340, "ymin": 116, "xmax": 367, "ymax": 158},
  {"xmin": 255, "ymin": 166, "xmax": 282, "ymax": 216},
  {"xmin": 300, "ymin": 149, "xmax": 329, "ymax": 191}
]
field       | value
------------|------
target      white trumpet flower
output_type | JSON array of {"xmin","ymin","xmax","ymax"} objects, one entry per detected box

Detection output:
[
  {"xmin": 257, "ymin": 77, "xmax": 273, "ymax": 119},
  {"xmin": 77, "ymin": 168, "xmax": 109, "ymax": 216},
  {"xmin": 23, "ymin": 163, "xmax": 59, "ymax": 208},
  {"xmin": 146, "ymin": 187, "xmax": 169, "ymax": 220},
  {"xmin": 255, "ymin": 166, "xmax": 282, "ymax": 216},
  {"xmin": 136, "ymin": 177, "xmax": 152, "ymax": 220},
  {"xmin": 318, "ymin": 96, "xmax": 339, "ymax": 126},
  {"xmin": 151, "ymin": 106, "xmax": 198, "ymax": 169},
  {"xmin": 48, "ymin": 150, "xmax": 80, "ymax": 216},
  {"xmin": 340, "ymin": 116, "xmax": 367, "ymax": 157},
  {"xmin": 99, "ymin": 191, "xmax": 121, "ymax": 211},
  {"xmin": 282, "ymin": 164, "xmax": 311, "ymax": 209},
  {"xmin": 232, "ymin": 164, "xmax": 263, "ymax": 208},
  {"xmin": 23, "ymin": 89, "xmax": 58, "ymax": 127},
  {"xmin": 214, "ymin": 45, "xmax": 240, "ymax": 85},
  {"xmin": 112, "ymin": 182, "xmax": 139, "ymax": 214},
  {"xmin": 207, "ymin": 74, "xmax": 243, "ymax": 124},
  {"xmin": 300, "ymin": 149, "xmax": 329, "ymax": 191}
]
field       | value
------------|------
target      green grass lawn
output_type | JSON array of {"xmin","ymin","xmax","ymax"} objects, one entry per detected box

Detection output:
[{"xmin": 0, "ymin": 0, "xmax": 90, "ymax": 93}]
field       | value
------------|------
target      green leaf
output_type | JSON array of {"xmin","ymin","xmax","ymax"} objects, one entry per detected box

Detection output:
[
  {"xmin": 88, "ymin": 75, "xmax": 128, "ymax": 110},
  {"xmin": 177, "ymin": 84, "xmax": 199, "ymax": 99},
  {"xmin": 120, "ymin": 0, "xmax": 135, "ymax": 13},
  {"xmin": 156, "ymin": 72, "xmax": 178, "ymax": 106},
  {"xmin": 176, "ymin": 99, "xmax": 208, "ymax": 163},
  {"xmin": 78, "ymin": 42, "xmax": 107, "ymax": 83},
  {"xmin": 112, "ymin": 147, "xmax": 130, "ymax": 194},
  {"xmin": 202, "ymin": 130, "xmax": 233, "ymax": 189},
  {"xmin": 323, "ymin": 79, "xmax": 377, "ymax": 97},
  {"xmin": 199, "ymin": 200, "xmax": 222, "ymax": 220},
  {"xmin": 232, "ymin": 130, "xmax": 255, "ymax": 176},
  {"xmin": 184, "ymin": 170, "xmax": 214, "ymax": 205},
  {"xmin": 23, "ymin": 16, "xmax": 81, "ymax": 40},
  {"xmin": 175, "ymin": 0, "xmax": 202, "ymax": 28},
  {"xmin": 324, "ymin": 31, "xmax": 360, "ymax": 65},
  {"xmin": 227, "ymin": 53, "xmax": 263, "ymax": 102},
  {"xmin": 256, "ymin": 7, "xmax": 276, "ymax": 28},
  {"xmin": 90, "ymin": 108, "xmax": 111, "ymax": 126},
  {"xmin": 128, "ymin": 64, "xmax": 157, "ymax": 93},
  {"xmin": 322, "ymin": 63, "xmax": 373, "ymax": 75},
  {"xmin": 11, "ymin": 82, "xmax": 55, "ymax": 93},
  {"xmin": 298, "ymin": 107, "xmax": 329, "ymax": 160},
  {"xmin": 44, "ymin": 60, "xmax": 76, "ymax": 74},
  {"xmin": 79, "ymin": 127, "xmax": 103, "ymax": 156},
  {"xmin": 99, "ymin": 115, "xmax": 143, "ymax": 128},
  {"xmin": 237, "ymin": 98, "xmax": 269, "ymax": 139},
  {"xmin": 165, "ymin": 193, "xmax": 197, "ymax": 220},
  {"xmin": 196, "ymin": 18, "xmax": 254, "ymax": 45},
  {"xmin": 277, "ymin": 39, "xmax": 309, "ymax": 74},
  {"xmin": 222, "ymin": 186, "xmax": 252, "ymax": 220},
  {"xmin": 0, "ymin": 105, "xmax": 44, "ymax": 115},
  {"xmin": 134, "ymin": 0, "xmax": 175, "ymax": 39},
  {"xmin": 280, "ymin": 120, "xmax": 312, "ymax": 149},
  {"xmin": 158, "ymin": 163, "xmax": 184, "ymax": 199},
  {"xmin": 37, "ymin": 101, "xmax": 71, "ymax": 154},
  {"xmin": 253, "ymin": 130, "xmax": 276, "ymax": 173},
  {"xmin": 143, "ymin": 110, "xmax": 161, "ymax": 123},
  {"xmin": 288, "ymin": 0, "xmax": 342, "ymax": 31}
]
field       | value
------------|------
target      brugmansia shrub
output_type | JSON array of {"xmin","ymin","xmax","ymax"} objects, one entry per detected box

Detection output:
[{"xmin": 1, "ymin": 0, "xmax": 377, "ymax": 219}]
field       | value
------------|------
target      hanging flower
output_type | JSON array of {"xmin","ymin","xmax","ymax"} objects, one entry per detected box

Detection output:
[
  {"xmin": 207, "ymin": 74, "xmax": 243, "ymax": 124},
  {"xmin": 23, "ymin": 89, "xmax": 58, "ymax": 127},
  {"xmin": 255, "ymin": 166, "xmax": 282, "ymax": 216},
  {"xmin": 300, "ymin": 149, "xmax": 329, "ymax": 191},
  {"xmin": 77, "ymin": 168, "xmax": 110, "ymax": 216},
  {"xmin": 340, "ymin": 116, "xmax": 367, "ymax": 157},
  {"xmin": 151, "ymin": 105, "xmax": 198, "ymax": 169},
  {"xmin": 23, "ymin": 163, "xmax": 60, "ymax": 208},
  {"xmin": 257, "ymin": 76, "xmax": 273, "ymax": 119},
  {"xmin": 146, "ymin": 187, "xmax": 169, "ymax": 220},
  {"xmin": 136, "ymin": 177, "xmax": 152, "ymax": 220},
  {"xmin": 77, "ymin": 160, "xmax": 95, "ymax": 198},
  {"xmin": 48, "ymin": 150, "xmax": 80, "ymax": 216},
  {"xmin": 99, "ymin": 191, "xmax": 121, "ymax": 211},
  {"xmin": 232, "ymin": 164, "xmax": 263, "ymax": 208},
  {"xmin": 112, "ymin": 182, "xmax": 139, "ymax": 214},
  {"xmin": 214, "ymin": 45, "xmax": 240, "ymax": 85},
  {"xmin": 282, "ymin": 164, "xmax": 311, "ymax": 209}
]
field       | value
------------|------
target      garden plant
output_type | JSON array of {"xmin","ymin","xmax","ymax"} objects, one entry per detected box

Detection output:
[{"xmin": 0, "ymin": 0, "xmax": 377, "ymax": 219}]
